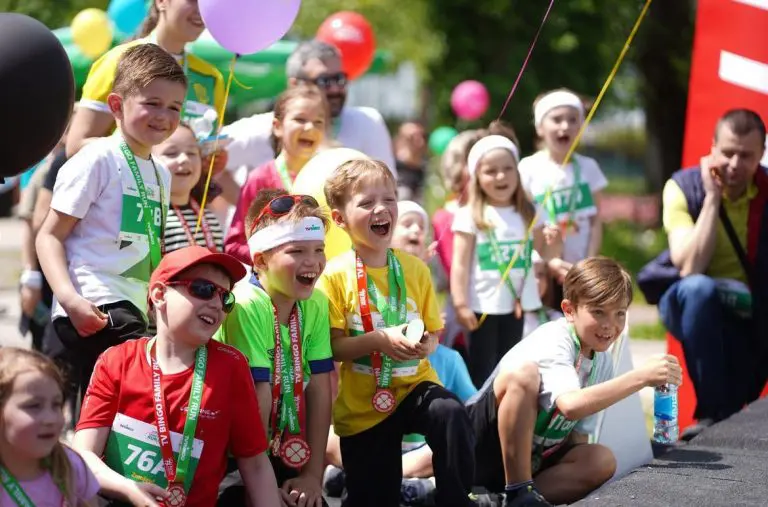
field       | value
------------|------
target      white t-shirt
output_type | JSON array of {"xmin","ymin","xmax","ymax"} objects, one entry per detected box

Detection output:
[
  {"xmin": 495, "ymin": 318, "xmax": 615, "ymax": 435},
  {"xmin": 451, "ymin": 205, "xmax": 543, "ymax": 315},
  {"xmin": 518, "ymin": 151, "xmax": 608, "ymax": 263},
  {"xmin": 50, "ymin": 136, "xmax": 171, "ymax": 319},
  {"xmin": 222, "ymin": 106, "xmax": 396, "ymax": 180}
]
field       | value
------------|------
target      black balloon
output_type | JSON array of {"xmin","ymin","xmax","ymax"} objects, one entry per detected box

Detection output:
[{"xmin": 0, "ymin": 13, "xmax": 75, "ymax": 178}]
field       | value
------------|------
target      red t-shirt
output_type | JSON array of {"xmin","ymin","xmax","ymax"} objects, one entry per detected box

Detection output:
[{"xmin": 78, "ymin": 337, "xmax": 267, "ymax": 507}]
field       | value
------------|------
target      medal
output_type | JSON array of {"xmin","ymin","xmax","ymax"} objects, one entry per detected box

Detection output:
[
  {"xmin": 372, "ymin": 389, "xmax": 396, "ymax": 413},
  {"xmin": 165, "ymin": 482, "xmax": 187, "ymax": 507},
  {"xmin": 280, "ymin": 436, "xmax": 312, "ymax": 468}
]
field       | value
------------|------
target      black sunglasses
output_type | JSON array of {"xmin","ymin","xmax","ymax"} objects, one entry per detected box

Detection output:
[
  {"xmin": 299, "ymin": 72, "xmax": 348, "ymax": 90},
  {"xmin": 166, "ymin": 278, "xmax": 236, "ymax": 313}
]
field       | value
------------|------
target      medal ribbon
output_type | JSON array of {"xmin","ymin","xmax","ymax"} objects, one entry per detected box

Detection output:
[
  {"xmin": 119, "ymin": 141, "xmax": 165, "ymax": 268},
  {"xmin": 149, "ymin": 339, "xmax": 207, "ymax": 488},
  {"xmin": 274, "ymin": 155, "xmax": 294, "ymax": 192},
  {"xmin": 269, "ymin": 304, "xmax": 305, "ymax": 448},
  {"xmin": 173, "ymin": 199, "xmax": 215, "ymax": 251},
  {"xmin": 355, "ymin": 250, "xmax": 407, "ymax": 389},
  {"xmin": 486, "ymin": 229, "xmax": 531, "ymax": 304},
  {"xmin": 0, "ymin": 467, "xmax": 34, "ymax": 507}
]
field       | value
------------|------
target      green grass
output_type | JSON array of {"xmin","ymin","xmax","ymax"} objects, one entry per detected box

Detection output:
[
  {"xmin": 629, "ymin": 320, "xmax": 667, "ymax": 341},
  {"xmin": 603, "ymin": 175, "xmax": 649, "ymax": 196}
]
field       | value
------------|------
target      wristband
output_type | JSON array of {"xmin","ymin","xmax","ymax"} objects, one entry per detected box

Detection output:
[{"xmin": 20, "ymin": 270, "xmax": 43, "ymax": 290}]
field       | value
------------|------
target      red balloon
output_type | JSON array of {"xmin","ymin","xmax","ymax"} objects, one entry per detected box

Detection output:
[{"xmin": 316, "ymin": 11, "xmax": 375, "ymax": 81}]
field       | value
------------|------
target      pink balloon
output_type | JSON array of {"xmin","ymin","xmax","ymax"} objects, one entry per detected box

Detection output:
[
  {"xmin": 451, "ymin": 80, "xmax": 490, "ymax": 121},
  {"xmin": 199, "ymin": 0, "xmax": 302, "ymax": 55}
]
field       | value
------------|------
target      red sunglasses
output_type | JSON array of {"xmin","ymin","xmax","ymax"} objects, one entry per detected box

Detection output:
[{"xmin": 249, "ymin": 194, "xmax": 319, "ymax": 236}]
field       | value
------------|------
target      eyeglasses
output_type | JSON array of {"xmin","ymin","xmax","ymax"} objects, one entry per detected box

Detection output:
[
  {"xmin": 299, "ymin": 72, "xmax": 348, "ymax": 90},
  {"xmin": 166, "ymin": 278, "xmax": 236, "ymax": 313},
  {"xmin": 249, "ymin": 194, "xmax": 319, "ymax": 236}
]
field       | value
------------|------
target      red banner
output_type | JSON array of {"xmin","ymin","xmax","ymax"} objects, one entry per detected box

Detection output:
[{"xmin": 681, "ymin": 0, "xmax": 768, "ymax": 168}]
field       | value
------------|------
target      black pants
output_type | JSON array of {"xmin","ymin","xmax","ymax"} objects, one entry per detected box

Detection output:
[
  {"xmin": 468, "ymin": 313, "xmax": 523, "ymax": 389},
  {"xmin": 339, "ymin": 382, "xmax": 476, "ymax": 507},
  {"xmin": 53, "ymin": 300, "xmax": 147, "ymax": 402}
]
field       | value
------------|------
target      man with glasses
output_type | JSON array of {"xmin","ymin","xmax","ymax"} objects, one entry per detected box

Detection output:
[{"xmin": 222, "ymin": 40, "xmax": 396, "ymax": 181}]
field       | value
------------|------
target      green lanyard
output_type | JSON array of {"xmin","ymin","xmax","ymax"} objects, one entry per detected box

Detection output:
[
  {"xmin": 486, "ymin": 227, "xmax": 532, "ymax": 303},
  {"xmin": 545, "ymin": 156, "xmax": 582, "ymax": 226},
  {"xmin": 364, "ymin": 249, "xmax": 407, "ymax": 389},
  {"xmin": 119, "ymin": 141, "xmax": 165, "ymax": 270},
  {"xmin": 0, "ymin": 467, "xmax": 35, "ymax": 507},
  {"xmin": 274, "ymin": 154, "xmax": 293, "ymax": 192}
]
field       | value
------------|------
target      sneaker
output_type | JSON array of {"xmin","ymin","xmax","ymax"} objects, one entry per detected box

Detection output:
[
  {"xmin": 503, "ymin": 486, "xmax": 552, "ymax": 507},
  {"xmin": 401, "ymin": 478, "xmax": 436, "ymax": 505},
  {"xmin": 469, "ymin": 491, "xmax": 504, "ymax": 506},
  {"xmin": 323, "ymin": 465, "xmax": 346, "ymax": 498},
  {"xmin": 680, "ymin": 418, "xmax": 716, "ymax": 442}
]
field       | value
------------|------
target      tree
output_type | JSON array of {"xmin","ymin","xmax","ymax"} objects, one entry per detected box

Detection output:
[{"xmin": 1, "ymin": 0, "xmax": 108, "ymax": 29}]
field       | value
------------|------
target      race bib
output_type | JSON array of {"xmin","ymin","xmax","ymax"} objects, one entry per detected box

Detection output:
[
  {"xmin": 477, "ymin": 239, "xmax": 532, "ymax": 272},
  {"xmin": 119, "ymin": 183, "xmax": 163, "ymax": 244},
  {"xmin": 536, "ymin": 182, "xmax": 596, "ymax": 222},
  {"xmin": 349, "ymin": 313, "xmax": 420, "ymax": 377},
  {"xmin": 714, "ymin": 278, "xmax": 752, "ymax": 319},
  {"xmin": 104, "ymin": 413, "xmax": 203, "ymax": 490}
]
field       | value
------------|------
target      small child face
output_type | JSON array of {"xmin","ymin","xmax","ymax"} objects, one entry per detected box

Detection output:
[
  {"xmin": 257, "ymin": 239, "xmax": 326, "ymax": 301},
  {"xmin": 476, "ymin": 148, "xmax": 519, "ymax": 206},
  {"xmin": 1, "ymin": 370, "xmax": 64, "ymax": 461},
  {"xmin": 118, "ymin": 79, "xmax": 186, "ymax": 151},
  {"xmin": 563, "ymin": 300, "xmax": 627, "ymax": 355},
  {"xmin": 154, "ymin": 126, "xmax": 202, "ymax": 201},
  {"xmin": 337, "ymin": 178, "xmax": 399, "ymax": 254},
  {"xmin": 274, "ymin": 97, "xmax": 327, "ymax": 161},
  {"xmin": 536, "ymin": 105, "xmax": 582, "ymax": 157},
  {"xmin": 392, "ymin": 211, "xmax": 427, "ymax": 259}
]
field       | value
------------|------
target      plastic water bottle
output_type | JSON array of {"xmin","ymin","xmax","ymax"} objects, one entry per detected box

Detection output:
[{"xmin": 653, "ymin": 383, "xmax": 679, "ymax": 443}]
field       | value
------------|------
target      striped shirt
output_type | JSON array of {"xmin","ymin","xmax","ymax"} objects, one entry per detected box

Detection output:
[{"xmin": 164, "ymin": 202, "xmax": 225, "ymax": 253}]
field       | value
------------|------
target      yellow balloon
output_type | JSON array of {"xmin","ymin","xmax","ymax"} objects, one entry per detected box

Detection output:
[
  {"xmin": 71, "ymin": 8, "xmax": 113, "ymax": 59},
  {"xmin": 293, "ymin": 148, "xmax": 370, "ymax": 260}
]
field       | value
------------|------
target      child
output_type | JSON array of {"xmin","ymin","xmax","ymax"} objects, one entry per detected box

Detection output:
[
  {"xmin": 451, "ymin": 133, "xmax": 548, "ymax": 388},
  {"xmin": 36, "ymin": 44, "xmax": 185, "ymax": 401},
  {"xmin": 215, "ymin": 189, "xmax": 334, "ymax": 506},
  {"xmin": 73, "ymin": 246, "xmax": 281, "ymax": 507},
  {"xmin": 154, "ymin": 124, "xmax": 225, "ymax": 253},
  {"xmin": 392, "ymin": 200, "xmax": 431, "ymax": 260},
  {"xmin": 467, "ymin": 257, "xmax": 682, "ymax": 507},
  {"xmin": 225, "ymin": 85, "xmax": 330, "ymax": 265},
  {"xmin": 518, "ymin": 89, "xmax": 608, "ymax": 303},
  {"xmin": 317, "ymin": 159, "xmax": 476, "ymax": 507},
  {"xmin": 0, "ymin": 348, "xmax": 99, "ymax": 506}
]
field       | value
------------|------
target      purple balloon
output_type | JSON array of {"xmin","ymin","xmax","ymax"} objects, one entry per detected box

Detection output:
[
  {"xmin": 199, "ymin": 0, "xmax": 302, "ymax": 55},
  {"xmin": 451, "ymin": 80, "xmax": 490, "ymax": 121}
]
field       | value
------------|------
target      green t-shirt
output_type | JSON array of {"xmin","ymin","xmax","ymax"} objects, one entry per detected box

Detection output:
[{"xmin": 214, "ymin": 280, "xmax": 334, "ymax": 386}]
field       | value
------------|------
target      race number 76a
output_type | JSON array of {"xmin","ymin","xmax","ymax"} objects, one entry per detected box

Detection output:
[{"xmin": 124, "ymin": 443, "xmax": 166, "ymax": 476}]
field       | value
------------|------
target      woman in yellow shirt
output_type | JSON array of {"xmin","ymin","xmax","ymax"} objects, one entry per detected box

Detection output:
[{"xmin": 66, "ymin": 0, "xmax": 226, "ymax": 158}]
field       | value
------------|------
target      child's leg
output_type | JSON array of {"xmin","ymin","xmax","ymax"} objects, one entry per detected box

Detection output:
[
  {"xmin": 404, "ymin": 382, "xmax": 476, "ymax": 507},
  {"xmin": 325, "ymin": 426, "xmax": 343, "ymax": 468},
  {"xmin": 402, "ymin": 444, "xmax": 434, "ymax": 478},
  {"xmin": 339, "ymin": 413, "xmax": 404, "ymax": 507},
  {"xmin": 468, "ymin": 313, "xmax": 501, "ymax": 388},
  {"xmin": 534, "ymin": 443, "xmax": 616, "ymax": 505},
  {"xmin": 496, "ymin": 312, "xmax": 524, "ymax": 363}
]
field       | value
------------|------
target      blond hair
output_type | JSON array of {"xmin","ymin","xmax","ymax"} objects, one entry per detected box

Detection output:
[
  {"xmin": 563, "ymin": 257, "xmax": 633, "ymax": 308},
  {"xmin": 441, "ymin": 129, "xmax": 482, "ymax": 194},
  {"xmin": 246, "ymin": 189, "xmax": 329, "ymax": 239},
  {"xmin": 0, "ymin": 348, "xmax": 92, "ymax": 506},
  {"xmin": 324, "ymin": 159, "xmax": 396, "ymax": 210}
]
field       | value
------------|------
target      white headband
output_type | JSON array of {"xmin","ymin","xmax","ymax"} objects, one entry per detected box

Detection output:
[
  {"xmin": 248, "ymin": 217, "xmax": 325, "ymax": 256},
  {"xmin": 533, "ymin": 91, "xmax": 584, "ymax": 126},
  {"xmin": 397, "ymin": 200, "xmax": 429, "ymax": 226},
  {"xmin": 467, "ymin": 135, "xmax": 520, "ymax": 177}
]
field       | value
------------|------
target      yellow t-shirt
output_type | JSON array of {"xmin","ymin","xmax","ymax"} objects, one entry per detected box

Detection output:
[
  {"xmin": 662, "ymin": 178, "xmax": 756, "ymax": 283},
  {"xmin": 79, "ymin": 37, "xmax": 225, "ymax": 123},
  {"xmin": 316, "ymin": 249, "xmax": 443, "ymax": 437}
]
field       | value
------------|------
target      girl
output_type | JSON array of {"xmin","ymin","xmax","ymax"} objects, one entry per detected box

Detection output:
[
  {"xmin": 0, "ymin": 348, "xmax": 99, "ymax": 506},
  {"xmin": 518, "ymin": 89, "xmax": 608, "ymax": 304},
  {"xmin": 154, "ymin": 124, "xmax": 226, "ymax": 253},
  {"xmin": 224, "ymin": 85, "xmax": 330, "ymax": 265},
  {"xmin": 451, "ymin": 132, "xmax": 549, "ymax": 388}
]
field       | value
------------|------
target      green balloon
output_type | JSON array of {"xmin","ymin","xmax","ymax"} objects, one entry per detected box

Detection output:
[{"xmin": 429, "ymin": 126, "xmax": 459, "ymax": 155}]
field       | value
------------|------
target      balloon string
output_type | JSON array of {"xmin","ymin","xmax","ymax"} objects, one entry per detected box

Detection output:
[
  {"xmin": 476, "ymin": 0, "xmax": 653, "ymax": 328},
  {"xmin": 496, "ymin": 0, "xmax": 555, "ymax": 120},
  {"xmin": 195, "ymin": 53, "xmax": 238, "ymax": 233}
]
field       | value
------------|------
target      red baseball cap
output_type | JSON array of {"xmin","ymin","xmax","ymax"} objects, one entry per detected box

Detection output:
[{"xmin": 150, "ymin": 246, "xmax": 246, "ymax": 288}]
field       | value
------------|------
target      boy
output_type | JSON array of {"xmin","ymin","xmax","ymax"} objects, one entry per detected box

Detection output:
[
  {"xmin": 216, "ymin": 189, "xmax": 334, "ymax": 507},
  {"xmin": 36, "ymin": 44, "xmax": 184, "ymax": 400},
  {"xmin": 468, "ymin": 257, "xmax": 682, "ymax": 507},
  {"xmin": 317, "ymin": 159, "xmax": 477, "ymax": 507},
  {"xmin": 72, "ymin": 246, "xmax": 280, "ymax": 507}
]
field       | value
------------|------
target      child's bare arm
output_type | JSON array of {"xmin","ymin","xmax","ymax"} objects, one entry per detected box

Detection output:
[
  {"xmin": 238, "ymin": 453, "xmax": 281, "ymax": 507},
  {"xmin": 330, "ymin": 327, "xmax": 419, "ymax": 362},
  {"xmin": 555, "ymin": 354, "xmax": 681, "ymax": 421},
  {"xmin": 450, "ymin": 231, "xmax": 478, "ymax": 331},
  {"xmin": 303, "ymin": 372, "xmax": 331, "ymax": 481},
  {"xmin": 254, "ymin": 382, "xmax": 272, "ymax": 436}
]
